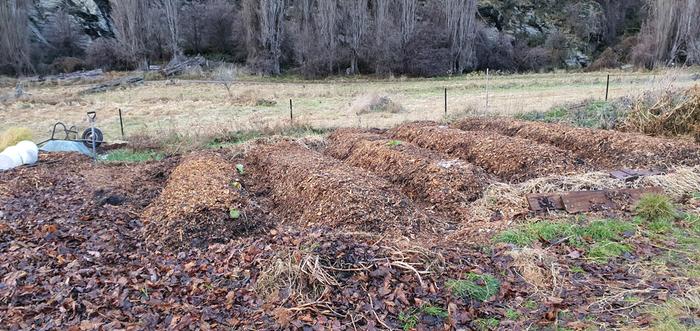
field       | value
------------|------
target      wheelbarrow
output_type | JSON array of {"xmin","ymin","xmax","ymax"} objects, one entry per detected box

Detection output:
[{"xmin": 38, "ymin": 111, "xmax": 104, "ymax": 149}]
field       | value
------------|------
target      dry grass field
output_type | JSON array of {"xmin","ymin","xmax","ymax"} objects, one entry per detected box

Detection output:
[{"xmin": 1, "ymin": 69, "xmax": 698, "ymax": 143}]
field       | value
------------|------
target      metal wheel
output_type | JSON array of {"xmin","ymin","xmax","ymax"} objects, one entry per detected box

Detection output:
[{"xmin": 82, "ymin": 128, "xmax": 104, "ymax": 148}]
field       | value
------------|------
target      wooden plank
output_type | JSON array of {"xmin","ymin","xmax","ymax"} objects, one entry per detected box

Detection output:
[
  {"xmin": 562, "ymin": 187, "xmax": 663, "ymax": 213},
  {"xmin": 527, "ymin": 187, "xmax": 665, "ymax": 213},
  {"xmin": 526, "ymin": 193, "xmax": 565, "ymax": 212}
]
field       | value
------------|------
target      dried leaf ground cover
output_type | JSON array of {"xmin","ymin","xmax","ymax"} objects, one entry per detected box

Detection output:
[
  {"xmin": 245, "ymin": 141, "xmax": 424, "ymax": 234},
  {"xmin": 389, "ymin": 122, "xmax": 582, "ymax": 182},
  {"xmin": 1, "ymin": 139, "xmax": 699, "ymax": 329},
  {"xmin": 325, "ymin": 129, "xmax": 491, "ymax": 219},
  {"xmin": 141, "ymin": 153, "xmax": 252, "ymax": 250},
  {"xmin": 454, "ymin": 117, "xmax": 700, "ymax": 169}
]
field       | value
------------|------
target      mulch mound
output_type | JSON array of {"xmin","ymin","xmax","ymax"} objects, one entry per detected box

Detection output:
[
  {"xmin": 324, "ymin": 128, "xmax": 388, "ymax": 159},
  {"xmin": 246, "ymin": 140, "xmax": 422, "ymax": 233},
  {"xmin": 326, "ymin": 129, "xmax": 491, "ymax": 218},
  {"xmin": 142, "ymin": 153, "xmax": 245, "ymax": 250},
  {"xmin": 389, "ymin": 122, "xmax": 582, "ymax": 182},
  {"xmin": 455, "ymin": 117, "xmax": 700, "ymax": 168}
]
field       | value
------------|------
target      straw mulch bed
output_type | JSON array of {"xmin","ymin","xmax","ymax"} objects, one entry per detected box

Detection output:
[
  {"xmin": 389, "ymin": 122, "xmax": 581, "ymax": 182},
  {"xmin": 142, "ymin": 153, "xmax": 243, "ymax": 250},
  {"xmin": 246, "ymin": 141, "xmax": 421, "ymax": 233},
  {"xmin": 326, "ymin": 130, "xmax": 491, "ymax": 218},
  {"xmin": 324, "ymin": 128, "xmax": 388, "ymax": 159},
  {"xmin": 455, "ymin": 117, "xmax": 700, "ymax": 168},
  {"xmin": 622, "ymin": 85, "xmax": 700, "ymax": 139}
]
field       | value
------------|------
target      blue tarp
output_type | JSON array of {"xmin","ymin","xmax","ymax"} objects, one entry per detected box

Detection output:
[{"xmin": 40, "ymin": 140, "xmax": 94, "ymax": 156}]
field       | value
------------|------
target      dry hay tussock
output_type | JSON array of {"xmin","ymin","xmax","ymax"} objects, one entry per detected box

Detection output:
[
  {"xmin": 326, "ymin": 129, "xmax": 491, "ymax": 218},
  {"xmin": 622, "ymin": 85, "xmax": 700, "ymax": 140},
  {"xmin": 469, "ymin": 167, "xmax": 700, "ymax": 222},
  {"xmin": 455, "ymin": 117, "xmax": 700, "ymax": 168},
  {"xmin": 389, "ymin": 122, "xmax": 580, "ymax": 182},
  {"xmin": 349, "ymin": 93, "xmax": 405, "ymax": 115},
  {"xmin": 142, "ymin": 153, "xmax": 244, "ymax": 249},
  {"xmin": 504, "ymin": 248, "xmax": 560, "ymax": 295},
  {"xmin": 246, "ymin": 141, "xmax": 421, "ymax": 233}
]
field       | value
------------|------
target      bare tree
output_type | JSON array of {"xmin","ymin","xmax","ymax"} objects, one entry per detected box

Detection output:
[
  {"xmin": 445, "ymin": 0, "xmax": 478, "ymax": 74},
  {"xmin": 243, "ymin": 0, "xmax": 286, "ymax": 75},
  {"xmin": 163, "ymin": 0, "xmax": 182, "ymax": 60},
  {"xmin": 0, "ymin": 0, "xmax": 34, "ymax": 75},
  {"xmin": 317, "ymin": 0, "xmax": 338, "ymax": 73},
  {"xmin": 345, "ymin": 0, "xmax": 368, "ymax": 74},
  {"xmin": 635, "ymin": 0, "xmax": 700, "ymax": 66},
  {"xmin": 110, "ymin": 0, "xmax": 150, "ymax": 66}
]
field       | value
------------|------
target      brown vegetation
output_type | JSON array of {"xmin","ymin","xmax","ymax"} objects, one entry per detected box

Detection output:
[
  {"xmin": 455, "ymin": 117, "xmax": 700, "ymax": 169},
  {"xmin": 142, "ymin": 153, "xmax": 245, "ymax": 249},
  {"xmin": 389, "ymin": 122, "xmax": 580, "ymax": 182},
  {"xmin": 246, "ymin": 140, "xmax": 421, "ymax": 233},
  {"xmin": 326, "ymin": 129, "xmax": 490, "ymax": 218}
]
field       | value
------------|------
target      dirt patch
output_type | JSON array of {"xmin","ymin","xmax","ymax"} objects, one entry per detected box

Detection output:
[
  {"xmin": 141, "ymin": 153, "xmax": 249, "ymax": 250},
  {"xmin": 454, "ymin": 117, "xmax": 700, "ymax": 168},
  {"xmin": 389, "ymin": 122, "xmax": 582, "ymax": 182},
  {"xmin": 326, "ymin": 129, "xmax": 491, "ymax": 218},
  {"xmin": 246, "ymin": 140, "xmax": 422, "ymax": 234}
]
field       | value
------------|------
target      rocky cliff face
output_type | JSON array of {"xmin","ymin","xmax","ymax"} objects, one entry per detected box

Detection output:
[{"xmin": 30, "ymin": 0, "xmax": 112, "ymax": 45}]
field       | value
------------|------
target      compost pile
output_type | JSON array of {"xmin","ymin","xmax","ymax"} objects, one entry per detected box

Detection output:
[
  {"xmin": 455, "ymin": 117, "xmax": 700, "ymax": 168},
  {"xmin": 326, "ymin": 129, "xmax": 491, "ymax": 218},
  {"xmin": 389, "ymin": 122, "xmax": 581, "ymax": 182},
  {"xmin": 142, "ymin": 153, "xmax": 245, "ymax": 250},
  {"xmin": 246, "ymin": 141, "xmax": 423, "ymax": 234}
]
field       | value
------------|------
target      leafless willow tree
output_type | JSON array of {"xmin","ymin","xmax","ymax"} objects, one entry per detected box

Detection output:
[
  {"xmin": 635, "ymin": 0, "xmax": 700, "ymax": 67},
  {"xmin": 243, "ymin": 0, "xmax": 285, "ymax": 75},
  {"xmin": 345, "ymin": 0, "xmax": 368, "ymax": 74},
  {"xmin": 162, "ymin": 0, "xmax": 182, "ymax": 60},
  {"xmin": 445, "ymin": 0, "xmax": 478, "ymax": 74},
  {"xmin": 317, "ymin": 0, "xmax": 338, "ymax": 73},
  {"xmin": 110, "ymin": 0, "xmax": 149, "ymax": 66},
  {"xmin": 0, "ymin": 0, "xmax": 34, "ymax": 75}
]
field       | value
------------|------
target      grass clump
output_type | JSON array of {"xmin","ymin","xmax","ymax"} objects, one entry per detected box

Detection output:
[
  {"xmin": 646, "ymin": 293, "xmax": 700, "ymax": 331},
  {"xmin": 515, "ymin": 99, "xmax": 625, "ymax": 129},
  {"xmin": 421, "ymin": 304, "xmax": 448, "ymax": 319},
  {"xmin": 446, "ymin": 273, "xmax": 500, "ymax": 302},
  {"xmin": 398, "ymin": 310, "xmax": 418, "ymax": 331},
  {"xmin": 635, "ymin": 193, "xmax": 677, "ymax": 224},
  {"xmin": 386, "ymin": 140, "xmax": 403, "ymax": 147},
  {"xmin": 0, "ymin": 127, "xmax": 33, "ymax": 151},
  {"xmin": 102, "ymin": 149, "xmax": 165, "ymax": 163},
  {"xmin": 587, "ymin": 241, "xmax": 631, "ymax": 263},
  {"xmin": 494, "ymin": 219, "xmax": 635, "ymax": 247},
  {"xmin": 473, "ymin": 317, "xmax": 500, "ymax": 331},
  {"xmin": 505, "ymin": 308, "xmax": 520, "ymax": 320}
]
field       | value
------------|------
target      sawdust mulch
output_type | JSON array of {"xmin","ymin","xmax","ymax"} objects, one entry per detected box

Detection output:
[
  {"xmin": 325, "ymin": 129, "xmax": 491, "ymax": 219},
  {"xmin": 246, "ymin": 141, "xmax": 424, "ymax": 234},
  {"xmin": 141, "ymin": 153, "xmax": 246, "ymax": 250},
  {"xmin": 389, "ymin": 122, "xmax": 582, "ymax": 182},
  {"xmin": 455, "ymin": 117, "xmax": 700, "ymax": 168}
]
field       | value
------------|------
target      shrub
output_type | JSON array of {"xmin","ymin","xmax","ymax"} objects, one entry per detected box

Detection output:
[
  {"xmin": 50, "ymin": 57, "xmax": 87, "ymax": 73},
  {"xmin": 0, "ymin": 127, "xmax": 33, "ymax": 151},
  {"xmin": 86, "ymin": 38, "xmax": 138, "ymax": 71}
]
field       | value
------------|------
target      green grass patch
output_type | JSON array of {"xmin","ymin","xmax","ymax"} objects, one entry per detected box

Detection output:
[
  {"xmin": 473, "ymin": 317, "xmax": 500, "ymax": 331},
  {"xmin": 446, "ymin": 273, "xmax": 500, "ymax": 302},
  {"xmin": 587, "ymin": 241, "xmax": 632, "ymax": 263},
  {"xmin": 505, "ymin": 308, "xmax": 520, "ymax": 320},
  {"xmin": 635, "ymin": 194, "xmax": 677, "ymax": 223},
  {"xmin": 647, "ymin": 294, "xmax": 700, "ymax": 331},
  {"xmin": 386, "ymin": 140, "xmax": 403, "ymax": 147},
  {"xmin": 522, "ymin": 299, "xmax": 538, "ymax": 310},
  {"xmin": 421, "ymin": 304, "xmax": 448, "ymax": 319},
  {"xmin": 207, "ymin": 125, "xmax": 332, "ymax": 149},
  {"xmin": 514, "ymin": 99, "xmax": 626, "ymax": 129},
  {"xmin": 398, "ymin": 310, "xmax": 418, "ymax": 331},
  {"xmin": 495, "ymin": 219, "xmax": 635, "ymax": 247},
  {"xmin": 102, "ymin": 149, "xmax": 165, "ymax": 163}
]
